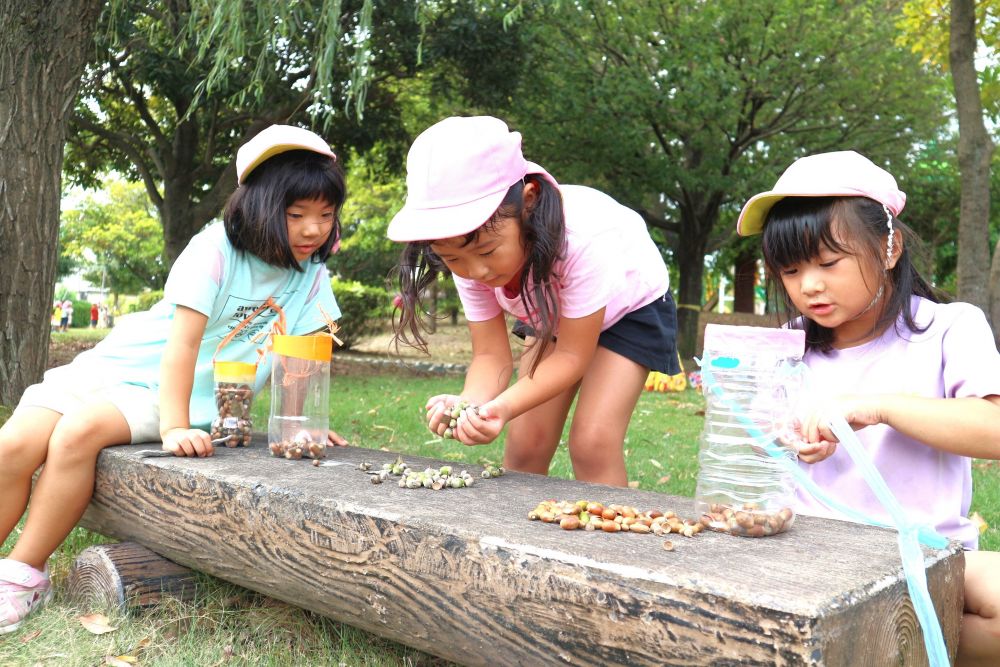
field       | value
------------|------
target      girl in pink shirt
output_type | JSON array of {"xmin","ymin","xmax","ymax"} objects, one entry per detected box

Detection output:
[
  {"xmin": 388, "ymin": 116, "xmax": 674, "ymax": 487},
  {"xmin": 737, "ymin": 150, "xmax": 1000, "ymax": 666}
]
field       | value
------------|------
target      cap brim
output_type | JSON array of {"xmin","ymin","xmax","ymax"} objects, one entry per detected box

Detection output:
[
  {"xmin": 387, "ymin": 162, "xmax": 561, "ymax": 243},
  {"xmin": 387, "ymin": 189, "xmax": 508, "ymax": 242},
  {"xmin": 238, "ymin": 143, "xmax": 336, "ymax": 184},
  {"xmin": 736, "ymin": 193, "xmax": 787, "ymax": 236}
]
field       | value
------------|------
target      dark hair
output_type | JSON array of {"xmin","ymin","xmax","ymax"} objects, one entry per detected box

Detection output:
[
  {"xmin": 761, "ymin": 196, "xmax": 943, "ymax": 352},
  {"xmin": 392, "ymin": 176, "xmax": 565, "ymax": 376},
  {"xmin": 223, "ymin": 149, "xmax": 346, "ymax": 271}
]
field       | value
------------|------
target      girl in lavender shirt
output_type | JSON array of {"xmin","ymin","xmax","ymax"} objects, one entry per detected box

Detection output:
[
  {"xmin": 737, "ymin": 150, "xmax": 1000, "ymax": 666},
  {"xmin": 388, "ymin": 116, "xmax": 676, "ymax": 487}
]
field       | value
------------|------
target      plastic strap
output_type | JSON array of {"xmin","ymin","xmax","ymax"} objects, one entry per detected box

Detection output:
[{"xmin": 699, "ymin": 361, "xmax": 950, "ymax": 666}]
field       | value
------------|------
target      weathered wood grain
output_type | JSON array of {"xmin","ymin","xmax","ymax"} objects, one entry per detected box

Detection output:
[
  {"xmin": 66, "ymin": 541, "xmax": 198, "ymax": 609},
  {"xmin": 80, "ymin": 441, "xmax": 964, "ymax": 666}
]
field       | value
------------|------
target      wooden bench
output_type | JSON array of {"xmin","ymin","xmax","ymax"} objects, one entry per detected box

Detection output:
[{"xmin": 79, "ymin": 440, "xmax": 963, "ymax": 666}]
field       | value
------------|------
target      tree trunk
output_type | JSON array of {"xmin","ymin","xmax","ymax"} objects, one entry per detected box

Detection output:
[
  {"xmin": 950, "ymin": 0, "xmax": 995, "ymax": 321},
  {"xmin": 732, "ymin": 248, "xmax": 757, "ymax": 314},
  {"xmin": 0, "ymin": 0, "xmax": 102, "ymax": 406},
  {"xmin": 674, "ymin": 232, "xmax": 708, "ymax": 361},
  {"xmin": 991, "ymin": 236, "xmax": 1000, "ymax": 347}
]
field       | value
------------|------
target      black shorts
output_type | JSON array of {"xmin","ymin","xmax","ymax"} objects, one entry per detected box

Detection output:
[{"xmin": 511, "ymin": 292, "xmax": 680, "ymax": 374}]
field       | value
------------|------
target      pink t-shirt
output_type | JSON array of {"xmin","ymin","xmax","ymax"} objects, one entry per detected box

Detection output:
[
  {"xmin": 792, "ymin": 296, "xmax": 1000, "ymax": 549},
  {"xmin": 453, "ymin": 185, "xmax": 669, "ymax": 330}
]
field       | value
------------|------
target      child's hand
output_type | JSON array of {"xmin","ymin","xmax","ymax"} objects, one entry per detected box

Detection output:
[
  {"xmin": 798, "ymin": 395, "xmax": 884, "ymax": 444},
  {"xmin": 327, "ymin": 430, "xmax": 348, "ymax": 447},
  {"xmin": 452, "ymin": 399, "xmax": 507, "ymax": 446},
  {"xmin": 794, "ymin": 438, "xmax": 838, "ymax": 464},
  {"xmin": 424, "ymin": 394, "xmax": 462, "ymax": 436},
  {"xmin": 776, "ymin": 425, "xmax": 837, "ymax": 464},
  {"xmin": 162, "ymin": 428, "xmax": 215, "ymax": 457}
]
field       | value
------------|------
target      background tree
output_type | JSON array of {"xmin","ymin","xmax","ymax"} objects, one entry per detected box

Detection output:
[
  {"xmin": 335, "ymin": 151, "xmax": 407, "ymax": 289},
  {"xmin": 511, "ymin": 0, "xmax": 946, "ymax": 358},
  {"xmin": 0, "ymin": 0, "xmax": 102, "ymax": 406},
  {"xmin": 61, "ymin": 179, "xmax": 169, "ymax": 299},
  {"xmin": 1, "ymin": 0, "xmax": 525, "ymax": 406},
  {"xmin": 899, "ymin": 0, "xmax": 999, "ymax": 338},
  {"xmin": 951, "ymin": 0, "xmax": 997, "ymax": 335},
  {"xmin": 66, "ymin": 0, "xmax": 415, "ymax": 264}
]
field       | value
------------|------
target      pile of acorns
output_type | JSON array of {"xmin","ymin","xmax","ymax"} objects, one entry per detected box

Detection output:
[
  {"xmin": 699, "ymin": 502, "xmax": 795, "ymax": 537},
  {"xmin": 360, "ymin": 457, "xmax": 505, "ymax": 489},
  {"xmin": 528, "ymin": 500, "xmax": 705, "ymax": 538},
  {"xmin": 442, "ymin": 401, "xmax": 478, "ymax": 440},
  {"xmin": 210, "ymin": 382, "xmax": 253, "ymax": 447},
  {"xmin": 268, "ymin": 430, "xmax": 326, "ymax": 460}
]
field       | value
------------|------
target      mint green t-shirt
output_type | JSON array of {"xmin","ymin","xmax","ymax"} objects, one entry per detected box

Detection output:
[{"xmin": 60, "ymin": 223, "xmax": 340, "ymax": 428}]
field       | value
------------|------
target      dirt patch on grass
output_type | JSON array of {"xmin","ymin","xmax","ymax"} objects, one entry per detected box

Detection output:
[{"xmin": 47, "ymin": 339, "xmax": 101, "ymax": 370}]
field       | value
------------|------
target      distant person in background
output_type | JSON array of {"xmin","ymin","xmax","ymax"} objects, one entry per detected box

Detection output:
[
  {"xmin": 89, "ymin": 303, "xmax": 99, "ymax": 329},
  {"xmin": 50, "ymin": 302, "xmax": 61, "ymax": 333},
  {"xmin": 98, "ymin": 305, "xmax": 108, "ymax": 329},
  {"xmin": 58, "ymin": 300, "xmax": 71, "ymax": 332}
]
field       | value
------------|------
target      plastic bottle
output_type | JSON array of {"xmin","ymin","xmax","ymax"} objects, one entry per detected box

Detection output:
[
  {"xmin": 267, "ymin": 334, "xmax": 332, "ymax": 459},
  {"xmin": 694, "ymin": 324, "xmax": 805, "ymax": 537},
  {"xmin": 210, "ymin": 361, "xmax": 257, "ymax": 447}
]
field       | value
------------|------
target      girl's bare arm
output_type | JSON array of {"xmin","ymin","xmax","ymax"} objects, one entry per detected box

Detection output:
[{"xmin": 159, "ymin": 305, "xmax": 212, "ymax": 456}]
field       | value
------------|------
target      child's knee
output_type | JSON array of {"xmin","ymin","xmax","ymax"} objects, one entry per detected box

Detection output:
[
  {"xmin": 47, "ymin": 414, "xmax": 125, "ymax": 461},
  {"xmin": 0, "ymin": 415, "xmax": 53, "ymax": 474}
]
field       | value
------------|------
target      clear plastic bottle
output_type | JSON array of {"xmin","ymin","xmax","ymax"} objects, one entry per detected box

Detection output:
[
  {"xmin": 694, "ymin": 324, "xmax": 805, "ymax": 537},
  {"xmin": 268, "ymin": 335, "xmax": 332, "ymax": 460},
  {"xmin": 210, "ymin": 361, "xmax": 257, "ymax": 447}
]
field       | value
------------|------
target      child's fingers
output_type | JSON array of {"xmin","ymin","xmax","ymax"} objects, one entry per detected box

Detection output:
[
  {"xmin": 327, "ymin": 430, "xmax": 349, "ymax": 447},
  {"xmin": 189, "ymin": 430, "xmax": 214, "ymax": 457},
  {"xmin": 456, "ymin": 409, "xmax": 500, "ymax": 445},
  {"xmin": 796, "ymin": 439, "xmax": 837, "ymax": 464},
  {"xmin": 424, "ymin": 394, "xmax": 454, "ymax": 412},
  {"xmin": 166, "ymin": 429, "xmax": 213, "ymax": 457}
]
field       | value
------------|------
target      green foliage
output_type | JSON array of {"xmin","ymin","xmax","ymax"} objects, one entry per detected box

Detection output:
[
  {"xmin": 335, "ymin": 151, "xmax": 407, "ymax": 289},
  {"xmin": 60, "ymin": 179, "xmax": 168, "ymax": 296},
  {"xmin": 508, "ymin": 0, "xmax": 948, "ymax": 353},
  {"xmin": 70, "ymin": 299, "xmax": 92, "ymax": 329},
  {"xmin": 331, "ymin": 279, "xmax": 390, "ymax": 350},
  {"xmin": 898, "ymin": 0, "xmax": 1000, "ymax": 122},
  {"xmin": 131, "ymin": 289, "xmax": 164, "ymax": 314}
]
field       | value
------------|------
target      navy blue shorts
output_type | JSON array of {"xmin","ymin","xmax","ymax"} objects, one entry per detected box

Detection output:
[{"xmin": 511, "ymin": 292, "xmax": 680, "ymax": 374}]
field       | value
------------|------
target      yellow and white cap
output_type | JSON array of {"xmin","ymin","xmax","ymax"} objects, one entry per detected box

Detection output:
[{"xmin": 236, "ymin": 125, "xmax": 337, "ymax": 185}]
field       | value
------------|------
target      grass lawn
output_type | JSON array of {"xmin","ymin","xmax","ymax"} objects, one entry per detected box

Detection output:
[{"xmin": 0, "ymin": 330, "xmax": 997, "ymax": 665}]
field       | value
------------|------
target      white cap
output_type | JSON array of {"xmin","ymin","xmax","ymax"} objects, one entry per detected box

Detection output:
[{"xmin": 236, "ymin": 125, "xmax": 337, "ymax": 185}]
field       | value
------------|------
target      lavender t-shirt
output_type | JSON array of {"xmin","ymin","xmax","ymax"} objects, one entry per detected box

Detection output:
[
  {"xmin": 792, "ymin": 296, "xmax": 1000, "ymax": 549},
  {"xmin": 454, "ymin": 185, "xmax": 669, "ymax": 329}
]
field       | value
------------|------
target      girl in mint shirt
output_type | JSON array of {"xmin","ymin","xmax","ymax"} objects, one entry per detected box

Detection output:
[
  {"xmin": 737, "ymin": 150, "xmax": 1000, "ymax": 666},
  {"xmin": 0, "ymin": 125, "xmax": 346, "ymax": 633},
  {"xmin": 389, "ymin": 116, "xmax": 677, "ymax": 488}
]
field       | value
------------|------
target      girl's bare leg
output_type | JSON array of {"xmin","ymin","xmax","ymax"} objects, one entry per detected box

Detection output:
[
  {"xmin": 567, "ymin": 347, "xmax": 648, "ymax": 487},
  {"xmin": 503, "ymin": 339, "xmax": 579, "ymax": 476},
  {"xmin": 957, "ymin": 550, "xmax": 1000, "ymax": 667},
  {"xmin": 9, "ymin": 401, "xmax": 130, "ymax": 570},
  {"xmin": 0, "ymin": 407, "xmax": 60, "ymax": 546}
]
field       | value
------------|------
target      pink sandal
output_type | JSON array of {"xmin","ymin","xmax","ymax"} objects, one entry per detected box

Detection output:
[{"xmin": 0, "ymin": 559, "xmax": 52, "ymax": 633}]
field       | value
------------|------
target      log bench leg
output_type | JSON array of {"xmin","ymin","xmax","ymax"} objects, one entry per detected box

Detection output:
[{"xmin": 66, "ymin": 542, "xmax": 198, "ymax": 610}]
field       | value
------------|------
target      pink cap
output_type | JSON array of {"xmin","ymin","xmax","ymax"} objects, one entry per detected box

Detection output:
[
  {"xmin": 387, "ymin": 116, "xmax": 559, "ymax": 242},
  {"xmin": 736, "ymin": 151, "xmax": 906, "ymax": 236},
  {"xmin": 236, "ymin": 125, "xmax": 337, "ymax": 185}
]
